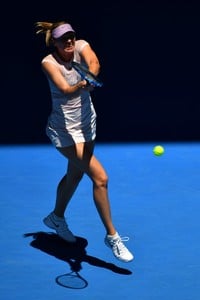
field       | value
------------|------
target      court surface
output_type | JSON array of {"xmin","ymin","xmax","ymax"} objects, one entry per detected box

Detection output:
[{"xmin": 0, "ymin": 142, "xmax": 200, "ymax": 300}]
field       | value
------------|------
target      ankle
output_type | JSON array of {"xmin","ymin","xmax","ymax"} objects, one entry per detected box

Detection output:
[
  {"xmin": 52, "ymin": 211, "xmax": 64, "ymax": 219},
  {"xmin": 53, "ymin": 211, "xmax": 64, "ymax": 218},
  {"xmin": 107, "ymin": 231, "xmax": 118, "ymax": 238}
]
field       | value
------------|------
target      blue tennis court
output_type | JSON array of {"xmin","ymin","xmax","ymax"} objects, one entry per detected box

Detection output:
[{"xmin": 0, "ymin": 142, "xmax": 200, "ymax": 300}]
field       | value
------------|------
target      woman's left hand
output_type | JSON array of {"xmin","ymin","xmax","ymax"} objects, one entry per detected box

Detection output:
[{"xmin": 82, "ymin": 83, "xmax": 95, "ymax": 92}]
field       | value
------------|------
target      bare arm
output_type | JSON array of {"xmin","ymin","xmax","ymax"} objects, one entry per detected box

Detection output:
[
  {"xmin": 42, "ymin": 61, "xmax": 87, "ymax": 94},
  {"xmin": 80, "ymin": 43, "xmax": 101, "ymax": 76}
]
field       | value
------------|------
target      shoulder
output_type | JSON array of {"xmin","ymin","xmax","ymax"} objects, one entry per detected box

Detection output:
[
  {"xmin": 42, "ymin": 54, "xmax": 53, "ymax": 61},
  {"xmin": 75, "ymin": 39, "xmax": 89, "ymax": 53},
  {"xmin": 41, "ymin": 54, "xmax": 59, "ymax": 67}
]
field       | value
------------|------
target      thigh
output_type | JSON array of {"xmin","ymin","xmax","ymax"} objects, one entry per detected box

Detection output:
[
  {"xmin": 66, "ymin": 160, "xmax": 84, "ymax": 180},
  {"xmin": 57, "ymin": 141, "xmax": 107, "ymax": 180},
  {"xmin": 57, "ymin": 141, "xmax": 95, "ymax": 162}
]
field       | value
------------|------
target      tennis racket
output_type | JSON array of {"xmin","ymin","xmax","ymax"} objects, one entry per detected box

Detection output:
[
  {"xmin": 56, "ymin": 271, "xmax": 88, "ymax": 289},
  {"xmin": 71, "ymin": 61, "xmax": 103, "ymax": 87}
]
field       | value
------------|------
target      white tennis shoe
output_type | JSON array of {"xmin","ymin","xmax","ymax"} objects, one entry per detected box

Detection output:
[
  {"xmin": 43, "ymin": 212, "xmax": 76, "ymax": 243},
  {"xmin": 105, "ymin": 232, "xmax": 134, "ymax": 262}
]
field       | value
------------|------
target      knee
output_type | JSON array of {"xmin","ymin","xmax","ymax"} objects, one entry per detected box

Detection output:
[
  {"xmin": 65, "ymin": 171, "xmax": 84, "ymax": 185},
  {"xmin": 94, "ymin": 172, "xmax": 108, "ymax": 188},
  {"xmin": 72, "ymin": 171, "xmax": 84, "ymax": 183}
]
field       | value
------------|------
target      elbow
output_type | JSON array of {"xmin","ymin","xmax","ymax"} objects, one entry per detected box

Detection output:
[
  {"xmin": 97, "ymin": 62, "xmax": 101, "ymax": 75},
  {"xmin": 92, "ymin": 61, "xmax": 101, "ymax": 76}
]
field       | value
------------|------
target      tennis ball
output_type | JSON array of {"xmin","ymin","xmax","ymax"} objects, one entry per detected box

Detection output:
[{"xmin": 153, "ymin": 145, "xmax": 164, "ymax": 156}]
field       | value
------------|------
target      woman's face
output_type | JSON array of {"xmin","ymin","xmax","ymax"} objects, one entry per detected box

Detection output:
[{"xmin": 54, "ymin": 32, "xmax": 76, "ymax": 53}]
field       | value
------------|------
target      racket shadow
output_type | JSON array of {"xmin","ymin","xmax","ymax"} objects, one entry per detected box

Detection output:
[{"xmin": 24, "ymin": 231, "xmax": 132, "ymax": 288}]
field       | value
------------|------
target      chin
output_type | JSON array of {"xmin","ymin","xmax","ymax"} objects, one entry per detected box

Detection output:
[{"xmin": 64, "ymin": 47, "xmax": 75, "ymax": 53}]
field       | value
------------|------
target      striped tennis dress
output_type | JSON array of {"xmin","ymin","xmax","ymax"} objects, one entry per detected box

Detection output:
[{"xmin": 42, "ymin": 40, "xmax": 97, "ymax": 148}]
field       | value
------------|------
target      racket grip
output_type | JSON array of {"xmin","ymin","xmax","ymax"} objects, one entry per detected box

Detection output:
[{"xmin": 77, "ymin": 80, "xmax": 87, "ymax": 88}]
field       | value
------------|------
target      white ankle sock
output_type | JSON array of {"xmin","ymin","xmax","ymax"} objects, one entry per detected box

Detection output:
[
  {"xmin": 52, "ymin": 212, "xmax": 64, "ymax": 221},
  {"xmin": 107, "ymin": 232, "xmax": 119, "ymax": 239}
]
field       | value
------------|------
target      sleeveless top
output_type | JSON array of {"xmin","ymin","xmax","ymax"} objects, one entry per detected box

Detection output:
[{"xmin": 42, "ymin": 40, "xmax": 97, "ymax": 148}]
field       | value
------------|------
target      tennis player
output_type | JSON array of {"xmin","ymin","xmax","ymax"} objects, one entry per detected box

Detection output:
[{"xmin": 35, "ymin": 21, "xmax": 133, "ymax": 262}]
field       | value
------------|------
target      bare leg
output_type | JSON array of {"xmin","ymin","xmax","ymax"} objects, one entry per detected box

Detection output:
[
  {"xmin": 48, "ymin": 141, "xmax": 133, "ymax": 262},
  {"xmin": 53, "ymin": 161, "xmax": 84, "ymax": 217},
  {"xmin": 57, "ymin": 141, "xmax": 116, "ymax": 236},
  {"xmin": 89, "ymin": 155, "xmax": 116, "ymax": 235}
]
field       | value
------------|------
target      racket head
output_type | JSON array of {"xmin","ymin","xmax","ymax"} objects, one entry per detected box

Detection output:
[
  {"xmin": 71, "ymin": 61, "xmax": 103, "ymax": 87},
  {"xmin": 56, "ymin": 271, "xmax": 88, "ymax": 289}
]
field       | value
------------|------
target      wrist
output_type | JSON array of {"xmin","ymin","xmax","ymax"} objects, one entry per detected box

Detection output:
[
  {"xmin": 78, "ymin": 82, "xmax": 83, "ymax": 88},
  {"xmin": 77, "ymin": 80, "xmax": 87, "ymax": 89}
]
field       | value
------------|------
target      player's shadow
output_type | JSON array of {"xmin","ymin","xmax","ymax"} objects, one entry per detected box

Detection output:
[{"xmin": 24, "ymin": 231, "xmax": 132, "ymax": 286}]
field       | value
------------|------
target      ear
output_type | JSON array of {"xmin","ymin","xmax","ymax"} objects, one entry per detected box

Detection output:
[{"xmin": 50, "ymin": 38, "xmax": 56, "ymax": 45}]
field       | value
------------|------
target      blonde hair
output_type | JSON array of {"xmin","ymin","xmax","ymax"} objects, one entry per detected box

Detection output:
[{"xmin": 35, "ymin": 21, "xmax": 66, "ymax": 46}]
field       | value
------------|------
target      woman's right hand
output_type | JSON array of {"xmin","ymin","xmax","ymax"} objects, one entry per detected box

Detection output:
[
  {"xmin": 78, "ymin": 80, "xmax": 88, "ymax": 89},
  {"xmin": 78, "ymin": 80, "xmax": 94, "ymax": 92}
]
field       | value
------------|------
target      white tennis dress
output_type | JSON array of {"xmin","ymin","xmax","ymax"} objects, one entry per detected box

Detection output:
[{"xmin": 42, "ymin": 40, "xmax": 97, "ymax": 148}]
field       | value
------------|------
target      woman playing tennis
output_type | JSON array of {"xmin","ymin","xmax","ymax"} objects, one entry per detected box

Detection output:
[{"xmin": 35, "ymin": 20, "xmax": 133, "ymax": 262}]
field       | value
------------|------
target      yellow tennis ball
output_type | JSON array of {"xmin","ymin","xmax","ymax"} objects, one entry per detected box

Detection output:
[{"xmin": 153, "ymin": 145, "xmax": 164, "ymax": 156}]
